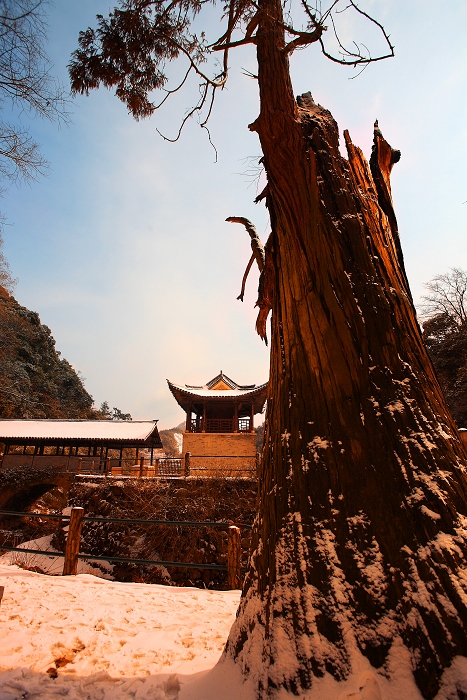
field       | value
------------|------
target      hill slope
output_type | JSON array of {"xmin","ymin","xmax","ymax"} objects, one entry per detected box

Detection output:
[{"xmin": 0, "ymin": 285, "xmax": 95, "ymax": 419}]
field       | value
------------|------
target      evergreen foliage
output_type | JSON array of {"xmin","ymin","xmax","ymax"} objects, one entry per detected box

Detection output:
[{"xmin": 0, "ymin": 285, "xmax": 95, "ymax": 418}]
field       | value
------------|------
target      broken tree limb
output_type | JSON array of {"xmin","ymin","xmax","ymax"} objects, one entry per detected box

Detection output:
[
  {"xmin": 237, "ymin": 253, "xmax": 255, "ymax": 301},
  {"xmin": 226, "ymin": 216, "xmax": 266, "ymax": 301}
]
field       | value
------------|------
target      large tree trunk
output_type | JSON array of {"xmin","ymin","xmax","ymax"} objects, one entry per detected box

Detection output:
[{"xmin": 224, "ymin": 0, "xmax": 467, "ymax": 696}]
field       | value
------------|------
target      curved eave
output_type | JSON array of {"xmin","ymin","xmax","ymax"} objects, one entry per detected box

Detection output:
[{"xmin": 167, "ymin": 380, "xmax": 268, "ymax": 414}]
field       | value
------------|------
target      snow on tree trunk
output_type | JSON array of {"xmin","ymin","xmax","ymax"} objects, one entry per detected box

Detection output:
[{"xmin": 225, "ymin": 2, "xmax": 467, "ymax": 696}]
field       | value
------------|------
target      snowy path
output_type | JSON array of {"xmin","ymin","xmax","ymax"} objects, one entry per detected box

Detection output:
[{"xmin": 0, "ymin": 563, "xmax": 251, "ymax": 700}]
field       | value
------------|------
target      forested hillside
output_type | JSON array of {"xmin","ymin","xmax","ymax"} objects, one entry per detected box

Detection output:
[
  {"xmin": 0, "ymin": 285, "xmax": 95, "ymax": 419},
  {"xmin": 420, "ymin": 269, "xmax": 467, "ymax": 428}
]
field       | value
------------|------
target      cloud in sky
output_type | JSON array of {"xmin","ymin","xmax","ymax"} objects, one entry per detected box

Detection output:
[{"xmin": 1, "ymin": 1, "xmax": 466, "ymax": 428}]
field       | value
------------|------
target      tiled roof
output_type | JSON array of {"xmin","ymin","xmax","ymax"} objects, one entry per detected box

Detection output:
[
  {"xmin": 167, "ymin": 374, "xmax": 268, "ymax": 414},
  {"xmin": 168, "ymin": 384, "xmax": 267, "ymax": 398},
  {"xmin": 0, "ymin": 419, "xmax": 160, "ymax": 442}
]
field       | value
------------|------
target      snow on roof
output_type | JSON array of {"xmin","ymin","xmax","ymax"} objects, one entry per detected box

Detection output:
[
  {"xmin": 168, "ymin": 384, "xmax": 266, "ymax": 398},
  {"xmin": 167, "ymin": 375, "xmax": 268, "ymax": 415},
  {"xmin": 0, "ymin": 419, "xmax": 159, "ymax": 442},
  {"xmin": 171, "ymin": 371, "xmax": 263, "ymax": 394}
]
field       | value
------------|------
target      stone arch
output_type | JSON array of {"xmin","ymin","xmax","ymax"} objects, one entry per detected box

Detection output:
[{"xmin": 0, "ymin": 466, "xmax": 74, "ymax": 513}]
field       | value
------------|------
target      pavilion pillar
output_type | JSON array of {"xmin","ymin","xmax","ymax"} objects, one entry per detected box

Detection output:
[
  {"xmin": 250, "ymin": 403, "xmax": 255, "ymax": 433},
  {"xmin": 202, "ymin": 402, "xmax": 206, "ymax": 432},
  {"xmin": 234, "ymin": 403, "xmax": 238, "ymax": 433},
  {"xmin": 185, "ymin": 406, "xmax": 191, "ymax": 432},
  {"xmin": 1, "ymin": 441, "xmax": 9, "ymax": 469}
]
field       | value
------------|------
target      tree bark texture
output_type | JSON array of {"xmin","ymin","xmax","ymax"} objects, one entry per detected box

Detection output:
[{"xmin": 225, "ymin": 0, "xmax": 467, "ymax": 696}]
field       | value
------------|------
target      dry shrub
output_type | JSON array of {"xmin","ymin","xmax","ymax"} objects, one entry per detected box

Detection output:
[{"xmin": 67, "ymin": 477, "xmax": 257, "ymax": 589}]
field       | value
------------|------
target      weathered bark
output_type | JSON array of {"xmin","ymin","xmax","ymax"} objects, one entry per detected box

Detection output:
[{"xmin": 224, "ymin": 0, "xmax": 467, "ymax": 696}]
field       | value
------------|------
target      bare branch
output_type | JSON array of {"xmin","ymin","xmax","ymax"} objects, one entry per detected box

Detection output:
[
  {"xmin": 284, "ymin": 25, "xmax": 323, "ymax": 54},
  {"xmin": 153, "ymin": 64, "xmax": 192, "ymax": 110},
  {"xmin": 212, "ymin": 35, "xmax": 257, "ymax": 51},
  {"xmin": 419, "ymin": 268, "xmax": 467, "ymax": 327},
  {"xmin": 0, "ymin": 1, "xmax": 69, "ymax": 186},
  {"xmin": 317, "ymin": 0, "xmax": 394, "ymax": 66},
  {"xmin": 156, "ymin": 79, "xmax": 210, "ymax": 142}
]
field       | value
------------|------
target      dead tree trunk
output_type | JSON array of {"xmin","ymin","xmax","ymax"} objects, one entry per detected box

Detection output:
[{"xmin": 225, "ymin": 0, "xmax": 467, "ymax": 696}]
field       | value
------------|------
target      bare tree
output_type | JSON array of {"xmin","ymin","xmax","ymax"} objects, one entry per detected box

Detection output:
[
  {"xmin": 0, "ymin": 0, "xmax": 68, "ymax": 184},
  {"xmin": 420, "ymin": 267, "xmax": 467, "ymax": 327},
  {"xmin": 70, "ymin": 2, "xmax": 467, "ymax": 698},
  {"xmin": 0, "ymin": 229, "xmax": 16, "ymax": 292}
]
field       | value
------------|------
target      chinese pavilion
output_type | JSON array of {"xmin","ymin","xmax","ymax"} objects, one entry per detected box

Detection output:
[{"xmin": 167, "ymin": 371, "xmax": 267, "ymax": 476}]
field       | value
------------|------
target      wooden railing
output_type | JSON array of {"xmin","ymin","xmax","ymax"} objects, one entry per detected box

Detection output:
[
  {"xmin": 75, "ymin": 456, "xmax": 185, "ymax": 477},
  {"xmin": 0, "ymin": 508, "xmax": 250, "ymax": 589},
  {"xmin": 189, "ymin": 418, "xmax": 252, "ymax": 433},
  {"xmin": 206, "ymin": 419, "xmax": 233, "ymax": 432}
]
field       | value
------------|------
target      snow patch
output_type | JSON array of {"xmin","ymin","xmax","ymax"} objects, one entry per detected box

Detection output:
[
  {"xmin": 307, "ymin": 436, "xmax": 331, "ymax": 463},
  {"xmin": 385, "ymin": 400, "xmax": 405, "ymax": 416},
  {"xmin": 420, "ymin": 505, "xmax": 442, "ymax": 521}
]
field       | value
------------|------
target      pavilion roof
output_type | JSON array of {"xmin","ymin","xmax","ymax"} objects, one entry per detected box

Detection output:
[
  {"xmin": 0, "ymin": 419, "xmax": 162, "ymax": 446},
  {"xmin": 167, "ymin": 372, "xmax": 268, "ymax": 414}
]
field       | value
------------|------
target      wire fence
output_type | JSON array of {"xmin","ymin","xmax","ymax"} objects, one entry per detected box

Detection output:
[{"xmin": 0, "ymin": 508, "xmax": 252, "ymax": 588}]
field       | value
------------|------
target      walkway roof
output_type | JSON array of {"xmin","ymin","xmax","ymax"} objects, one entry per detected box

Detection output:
[{"xmin": 0, "ymin": 419, "xmax": 162, "ymax": 447}]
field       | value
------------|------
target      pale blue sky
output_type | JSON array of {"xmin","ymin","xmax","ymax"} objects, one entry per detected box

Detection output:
[{"xmin": 2, "ymin": 1, "xmax": 466, "ymax": 428}]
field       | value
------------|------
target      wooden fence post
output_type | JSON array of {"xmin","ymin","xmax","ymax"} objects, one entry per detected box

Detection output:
[
  {"xmin": 62, "ymin": 507, "xmax": 85, "ymax": 576},
  {"xmin": 185, "ymin": 452, "xmax": 191, "ymax": 477},
  {"xmin": 227, "ymin": 525, "xmax": 242, "ymax": 589}
]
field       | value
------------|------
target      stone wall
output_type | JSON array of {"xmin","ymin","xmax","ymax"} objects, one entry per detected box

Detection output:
[
  {"xmin": 183, "ymin": 432, "xmax": 257, "ymax": 477},
  {"xmin": 0, "ymin": 454, "xmax": 80, "ymax": 471}
]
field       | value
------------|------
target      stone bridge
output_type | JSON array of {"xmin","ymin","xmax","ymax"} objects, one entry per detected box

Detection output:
[{"xmin": 0, "ymin": 464, "xmax": 75, "ymax": 512}]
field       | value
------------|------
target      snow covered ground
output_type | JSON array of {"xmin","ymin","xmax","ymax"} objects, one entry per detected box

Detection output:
[
  {"xmin": 0, "ymin": 563, "xmax": 251, "ymax": 700},
  {"xmin": 0, "ymin": 534, "xmax": 115, "ymax": 577},
  {"xmin": 1, "ymin": 562, "xmax": 467, "ymax": 700}
]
